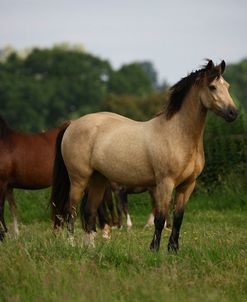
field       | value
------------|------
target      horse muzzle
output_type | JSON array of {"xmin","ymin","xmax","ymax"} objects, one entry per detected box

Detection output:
[{"xmin": 224, "ymin": 106, "xmax": 239, "ymax": 122}]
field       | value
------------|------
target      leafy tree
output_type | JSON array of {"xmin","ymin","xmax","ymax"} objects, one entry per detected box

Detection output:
[
  {"xmin": 107, "ymin": 63, "xmax": 154, "ymax": 96},
  {"xmin": 0, "ymin": 47, "xmax": 113, "ymax": 130},
  {"xmin": 225, "ymin": 59, "xmax": 247, "ymax": 109}
]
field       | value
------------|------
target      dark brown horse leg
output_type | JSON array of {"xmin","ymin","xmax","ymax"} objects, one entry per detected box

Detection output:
[
  {"xmin": 104, "ymin": 186, "xmax": 118, "ymax": 227},
  {"xmin": 6, "ymin": 187, "xmax": 19, "ymax": 237},
  {"xmin": 150, "ymin": 181, "xmax": 174, "ymax": 252},
  {"xmin": 168, "ymin": 181, "xmax": 196, "ymax": 253},
  {"xmin": 97, "ymin": 201, "xmax": 110, "ymax": 230},
  {"xmin": 122, "ymin": 192, "xmax": 132, "ymax": 228},
  {"xmin": 114, "ymin": 190, "xmax": 126, "ymax": 228},
  {"xmin": 83, "ymin": 172, "xmax": 107, "ymax": 247},
  {"xmin": 0, "ymin": 180, "xmax": 7, "ymax": 241},
  {"xmin": 116, "ymin": 192, "xmax": 123, "ymax": 228}
]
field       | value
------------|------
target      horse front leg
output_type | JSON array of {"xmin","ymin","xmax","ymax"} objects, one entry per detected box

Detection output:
[
  {"xmin": 6, "ymin": 187, "xmax": 19, "ymax": 237},
  {"xmin": 150, "ymin": 179, "xmax": 174, "ymax": 252},
  {"xmin": 168, "ymin": 180, "xmax": 196, "ymax": 253}
]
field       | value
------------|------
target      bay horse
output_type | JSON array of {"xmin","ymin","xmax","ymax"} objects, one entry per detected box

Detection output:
[
  {"xmin": 0, "ymin": 116, "xmax": 60, "ymax": 240},
  {"xmin": 51, "ymin": 60, "xmax": 238, "ymax": 252}
]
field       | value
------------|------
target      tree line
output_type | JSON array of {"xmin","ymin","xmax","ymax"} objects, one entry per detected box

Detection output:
[
  {"xmin": 0, "ymin": 45, "xmax": 246, "ymax": 191},
  {"xmin": 0, "ymin": 45, "xmax": 166, "ymax": 131}
]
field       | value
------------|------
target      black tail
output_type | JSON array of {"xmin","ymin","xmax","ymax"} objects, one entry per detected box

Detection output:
[{"xmin": 50, "ymin": 122, "xmax": 71, "ymax": 227}]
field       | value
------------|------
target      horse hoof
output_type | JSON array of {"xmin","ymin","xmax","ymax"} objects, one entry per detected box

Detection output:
[
  {"xmin": 144, "ymin": 223, "xmax": 153, "ymax": 229},
  {"xmin": 167, "ymin": 241, "xmax": 179, "ymax": 253},
  {"xmin": 84, "ymin": 232, "xmax": 96, "ymax": 248},
  {"xmin": 102, "ymin": 232, "xmax": 111, "ymax": 240},
  {"xmin": 102, "ymin": 224, "xmax": 111, "ymax": 240},
  {"xmin": 0, "ymin": 232, "xmax": 5, "ymax": 241},
  {"xmin": 68, "ymin": 236, "xmax": 76, "ymax": 247},
  {"xmin": 150, "ymin": 240, "xmax": 159, "ymax": 252}
]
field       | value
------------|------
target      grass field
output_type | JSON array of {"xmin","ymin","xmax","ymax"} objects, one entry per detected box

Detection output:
[{"xmin": 0, "ymin": 189, "xmax": 246, "ymax": 302}]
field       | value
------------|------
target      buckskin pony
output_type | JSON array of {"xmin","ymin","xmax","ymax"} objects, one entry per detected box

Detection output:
[{"xmin": 51, "ymin": 60, "xmax": 238, "ymax": 252}]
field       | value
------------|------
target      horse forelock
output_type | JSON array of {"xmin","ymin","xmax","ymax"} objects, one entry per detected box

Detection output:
[
  {"xmin": 0, "ymin": 115, "xmax": 11, "ymax": 140},
  {"xmin": 165, "ymin": 60, "xmax": 223, "ymax": 119}
]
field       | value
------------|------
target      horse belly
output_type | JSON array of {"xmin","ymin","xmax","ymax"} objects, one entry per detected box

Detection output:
[
  {"xmin": 92, "ymin": 148, "xmax": 154, "ymax": 187},
  {"xmin": 10, "ymin": 155, "xmax": 53, "ymax": 189}
]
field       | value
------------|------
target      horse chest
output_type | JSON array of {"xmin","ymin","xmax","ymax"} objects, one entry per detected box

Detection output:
[{"xmin": 176, "ymin": 149, "xmax": 205, "ymax": 185}]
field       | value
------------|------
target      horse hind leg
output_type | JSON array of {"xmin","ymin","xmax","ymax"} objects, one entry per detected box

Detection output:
[
  {"xmin": 66, "ymin": 180, "xmax": 86, "ymax": 246},
  {"xmin": 83, "ymin": 172, "xmax": 108, "ymax": 247},
  {"xmin": 0, "ymin": 181, "xmax": 7, "ymax": 241},
  {"xmin": 6, "ymin": 187, "xmax": 19, "ymax": 237}
]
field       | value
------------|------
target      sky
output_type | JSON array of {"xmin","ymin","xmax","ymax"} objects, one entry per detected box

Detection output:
[{"xmin": 0, "ymin": 0, "xmax": 247, "ymax": 84}]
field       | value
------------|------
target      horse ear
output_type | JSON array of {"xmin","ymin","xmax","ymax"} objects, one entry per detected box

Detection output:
[
  {"xmin": 206, "ymin": 60, "xmax": 214, "ymax": 70},
  {"xmin": 220, "ymin": 60, "xmax": 226, "ymax": 74}
]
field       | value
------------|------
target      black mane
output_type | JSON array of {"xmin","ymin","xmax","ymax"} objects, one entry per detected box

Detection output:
[
  {"xmin": 165, "ymin": 60, "xmax": 222, "ymax": 119},
  {"xmin": 0, "ymin": 115, "xmax": 11, "ymax": 140}
]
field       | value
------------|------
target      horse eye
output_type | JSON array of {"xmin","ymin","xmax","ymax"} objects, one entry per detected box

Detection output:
[{"xmin": 209, "ymin": 85, "xmax": 216, "ymax": 91}]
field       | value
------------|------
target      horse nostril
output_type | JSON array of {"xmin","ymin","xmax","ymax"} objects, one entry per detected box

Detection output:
[
  {"xmin": 229, "ymin": 109, "xmax": 234, "ymax": 117},
  {"xmin": 226, "ymin": 107, "xmax": 238, "ymax": 121}
]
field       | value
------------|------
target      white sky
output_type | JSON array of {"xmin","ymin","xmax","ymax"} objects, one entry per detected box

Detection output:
[{"xmin": 0, "ymin": 0, "xmax": 246, "ymax": 84}]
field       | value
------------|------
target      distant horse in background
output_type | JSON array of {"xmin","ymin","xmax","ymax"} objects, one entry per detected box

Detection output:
[
  {"xmin": 80, "ymin": 185, "xmax": 118, "ymax": 239},
  {"xmin": 81, "ymin": 183, "xmax": 160, "ymax": 232},
  {"xmin": 112, "ymin": 183, "xmax": 173, "ymax": 229},
  {"xmin": 111, "ymin": 183, "xmax": 157, "ymax": 229},
  {"xmin": 0, "ymin": 116, "xmax": 60, "ymax": 240},
  {"xmin": 51, "ymin": 60, "xmax": 238, "ymax": 252}
]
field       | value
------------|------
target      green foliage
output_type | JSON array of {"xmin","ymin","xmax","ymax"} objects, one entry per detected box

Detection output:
[
  {"xmin": 107, "ymin": 63, "xmax": 154, "ymax": 96},
  {"xmin": 0, "ymin": 47, "xmax": 156, "ymax": 131},
  {"xmin": 198, "ymin": 107, "xmax": 247, "ymax": 191},
  {"xmin": 225, "ymin": 59, "xmax": 247, "ymax": 109},
  {"xmin": 103, "ymin": 92, "xmax": 168, "ymax": 120}
]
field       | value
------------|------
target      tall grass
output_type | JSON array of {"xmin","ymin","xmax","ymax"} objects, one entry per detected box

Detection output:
[{"xmin": 0, "ymin": 188, "xmax": 246, "ymax": 302}]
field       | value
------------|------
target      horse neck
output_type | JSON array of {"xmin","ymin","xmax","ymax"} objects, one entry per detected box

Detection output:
[
  {"xmin": 159, "ymin": 87, "xmax": 207, "ymax": 147},
  {"xmin": 177, "ymin": 88, "xmax": 208, "ymax": 146}
]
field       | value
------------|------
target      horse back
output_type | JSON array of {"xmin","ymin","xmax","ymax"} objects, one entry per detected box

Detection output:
[
  {"xmin": 7, "ymin": 128, "xmax": 60, "ymax": 189},
  {"xmin": 62, "ymin": 113, "xmax": 155, "ymax": 187}
]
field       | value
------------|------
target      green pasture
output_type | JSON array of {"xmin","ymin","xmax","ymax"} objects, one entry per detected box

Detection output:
[{"xmin": 0, "ymin": 188, "xmax": 246, "ymax": 302}]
